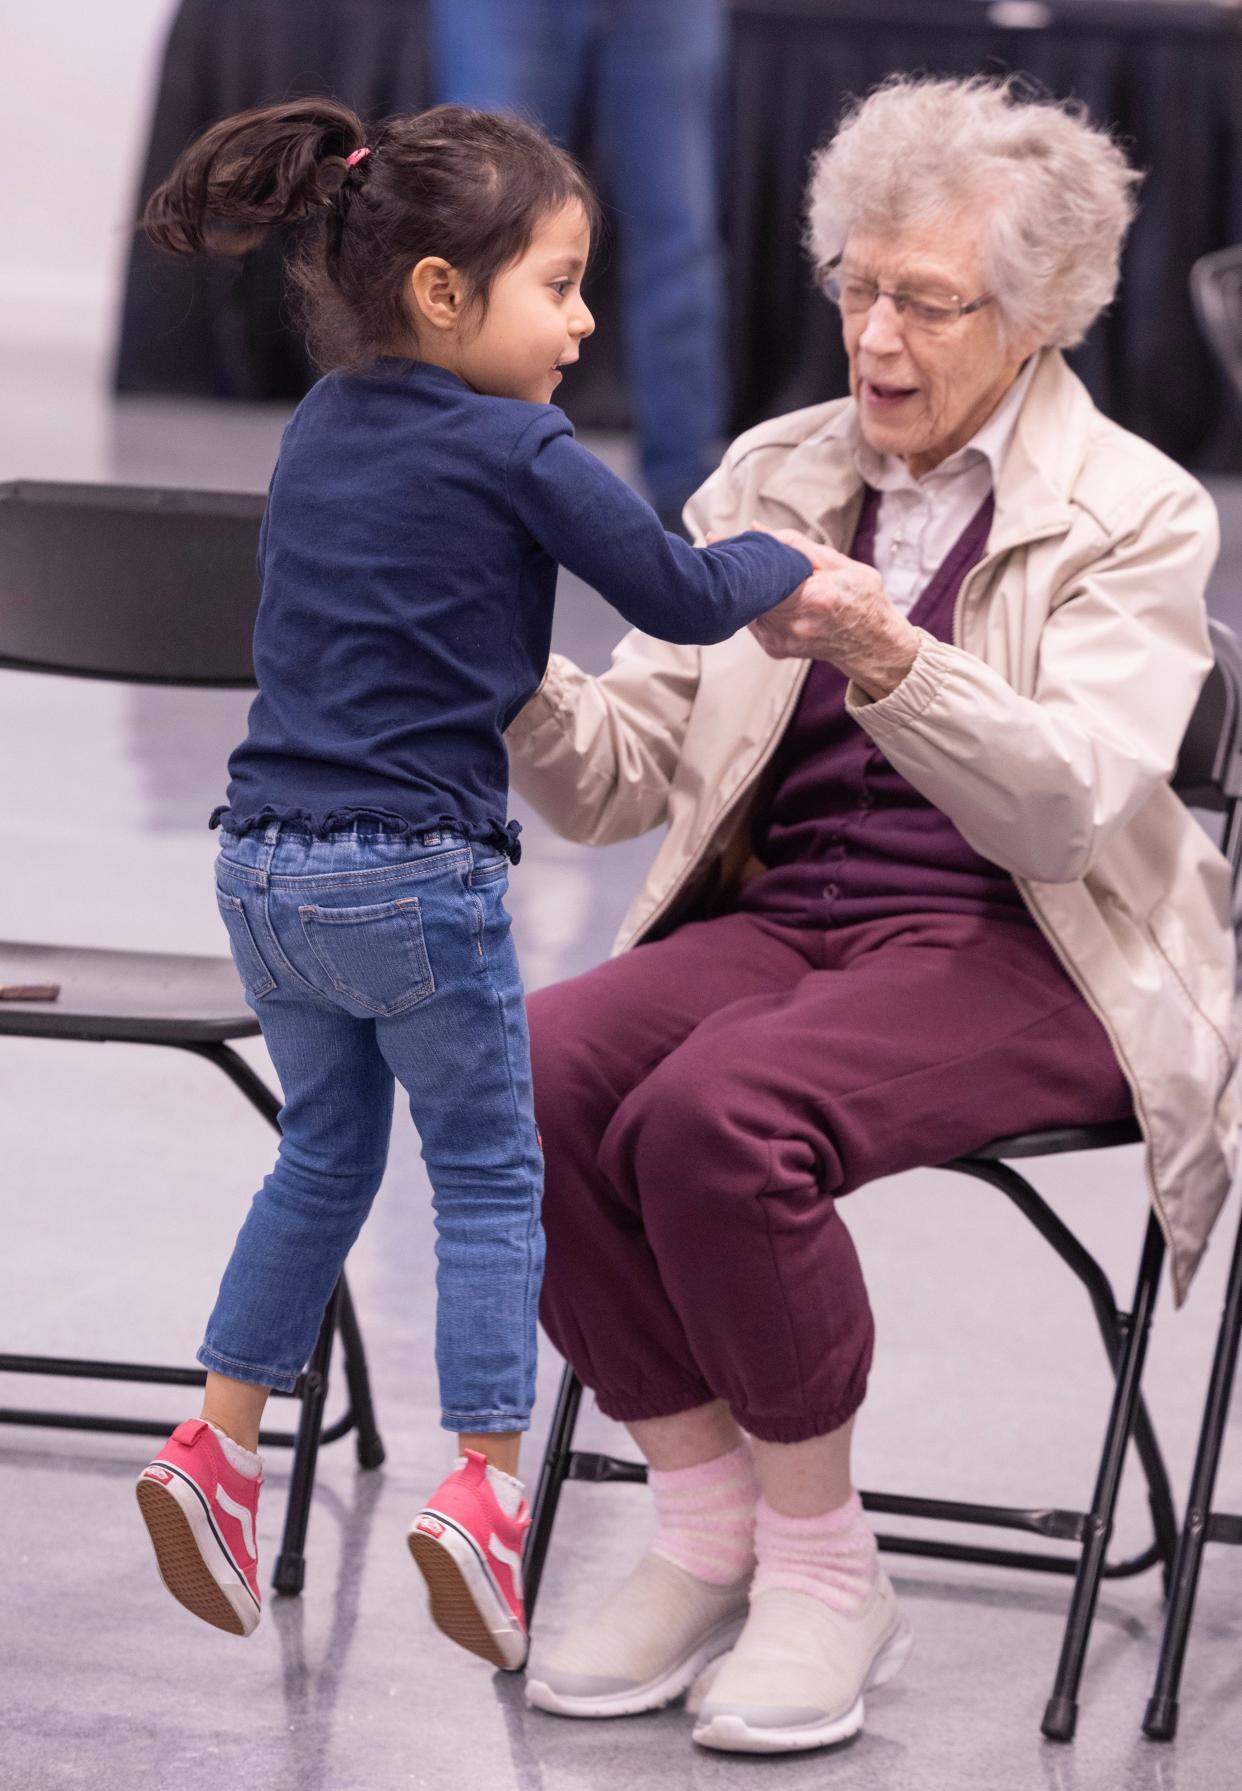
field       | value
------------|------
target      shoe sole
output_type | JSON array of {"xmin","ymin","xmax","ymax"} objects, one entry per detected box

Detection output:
[
  {"xmin": 407, "ymin": 1510, "xmax": 527, "ymax": 1672},
  {"xmin": 692, "ymin": 1614, "xmax": 914, "ymax": 1755},
  {"xmin": 525, "ymin": 1610, "xmax": 748, "ymax": 1719},
  {"xmin": 135, "ymin": 1468, "xmax": 260, "ymax": 1638}
]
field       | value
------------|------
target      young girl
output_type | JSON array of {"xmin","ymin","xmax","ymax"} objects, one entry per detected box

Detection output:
[{"xmin": 132, "ymin": 99, "xmax": 812, "ymax": 1672}]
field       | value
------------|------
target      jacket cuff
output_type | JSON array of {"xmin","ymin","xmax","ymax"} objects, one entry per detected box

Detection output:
[
  {"xmin": 844, "ymin": 629, "xmax": 950, "ymax": 734},
  {"xmin": 507, "ymin": 657, "xmax": 574, "ymax": 746}
]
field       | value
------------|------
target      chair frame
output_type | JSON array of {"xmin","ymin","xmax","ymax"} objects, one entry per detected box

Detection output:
[
  {"xmin": 1142, "ymin": 1194, "xmax": 1242, "ymax": 1741},
  {"xmin": 0, "ymin": 480, "xmax": 385, "ymax": 1596},
  {"xmin": 1138, "ymin": 260, "xmax": 1242, "ymax": 1739},
  {"xmin": 523, "ymin": 617, "xmax": 1242, "ymax": 1744}
]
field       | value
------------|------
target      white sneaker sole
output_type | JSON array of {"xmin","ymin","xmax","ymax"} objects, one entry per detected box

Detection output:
[
  {"xmin": 692, "ymin": 1614, "xmax": 913, "ymax": 1754},
  {"xmin": 525, "ymin": 1611, "xmax": 748, "ymax": 1718},
  {"xmin": 135, "ymin": 1464, "xmax": 261, "ymax": 1638},
  {"xmin": 408, "ymin": 1508, "xmax": 528, "ymax": 1672}
]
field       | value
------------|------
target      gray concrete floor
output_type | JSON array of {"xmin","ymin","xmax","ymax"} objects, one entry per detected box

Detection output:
[{"xmin": 3, "ymin": 343, "xmax": 1242, "ymax": 1789}]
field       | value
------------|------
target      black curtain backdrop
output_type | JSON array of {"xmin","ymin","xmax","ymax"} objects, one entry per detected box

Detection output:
[
  {"xmin": 115, "ymin": 0, "xmax": 436, "ymax": 407},
  {"xmin": 115, "ymin": 0, "xmax": 1242, "ymax": 469}
]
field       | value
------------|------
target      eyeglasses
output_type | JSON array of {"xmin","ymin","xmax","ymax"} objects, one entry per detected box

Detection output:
[{"xmin": 820, "ymin": 254, "xmax": 994, "ymax": 334}]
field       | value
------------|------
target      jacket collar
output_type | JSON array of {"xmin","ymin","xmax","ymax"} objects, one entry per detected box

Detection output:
[
  {"xmin": 757, "ymin": 347, "xmax": 1084, "ymax": 555},
  {"xmin": 988, "ymin": 347, "xmax": 1087, "ymax": 552}
]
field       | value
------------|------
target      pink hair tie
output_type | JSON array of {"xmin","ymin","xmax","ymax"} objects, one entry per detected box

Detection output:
[{"xmin": 345, "ymin": 146, "xmax": 371, "ymax": 168}]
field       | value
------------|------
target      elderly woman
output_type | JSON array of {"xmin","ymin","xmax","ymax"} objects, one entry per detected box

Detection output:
[{"xmin": 508, "ymin": 77, "xmax": 1238, "ymax": 1755}]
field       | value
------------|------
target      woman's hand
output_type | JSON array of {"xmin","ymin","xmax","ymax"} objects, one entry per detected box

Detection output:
[{"xmin": 748, "ymin": 524, "xmax": 921, "ymax": 700}]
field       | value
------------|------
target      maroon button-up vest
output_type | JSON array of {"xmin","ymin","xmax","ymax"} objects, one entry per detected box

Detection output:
[{"xmin": 738, "ymin": 484, "xmax": 1033, "ymax": 929}]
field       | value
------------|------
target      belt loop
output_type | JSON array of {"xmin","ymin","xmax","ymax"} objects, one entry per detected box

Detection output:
[{"xmin": 257, "ymin": 820, "xmax": 282, "ymax": 876}]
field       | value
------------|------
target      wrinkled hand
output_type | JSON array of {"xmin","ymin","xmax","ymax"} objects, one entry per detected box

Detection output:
[{"xmin": 749, "ymin": 525, "xmax": 920, "ymax": 700}]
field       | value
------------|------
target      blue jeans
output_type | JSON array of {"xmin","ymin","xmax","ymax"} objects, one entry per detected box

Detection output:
[
  {"xmin": 431, "ymin": 0, "xmax": 727, "ymax": 512},
  {"xmin": 201, "ymin": 824, "xmax": 544, "ymax": 1434}
]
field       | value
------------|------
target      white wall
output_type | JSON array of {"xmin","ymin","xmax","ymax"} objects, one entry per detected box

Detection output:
[{"xmin": 0, "ymin": 1, "xmax": 178, "ymax": 359}]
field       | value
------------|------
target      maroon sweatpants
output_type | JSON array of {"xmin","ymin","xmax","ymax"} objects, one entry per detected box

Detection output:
[{"xmin": 528, "ymin": 908, "xmax": 1132, "ymax": 1444}]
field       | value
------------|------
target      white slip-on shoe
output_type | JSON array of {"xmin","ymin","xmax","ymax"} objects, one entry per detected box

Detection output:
[
  {"xmin": 692, "ymin": 1570, "xmax": 912, "ymax": 1754},
  {"xmin": 525, "ymin": 1552, "xmax": 750, "ymax": 1719}
]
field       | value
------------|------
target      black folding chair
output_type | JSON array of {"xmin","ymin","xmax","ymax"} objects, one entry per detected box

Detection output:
[
  {"xmin": 524, "ymin": 617, "xmax": 1242, "ymax": 1744},
  {"xmin": 0, "ymin": 479, "xmax": 385, "ymax": 1596}
]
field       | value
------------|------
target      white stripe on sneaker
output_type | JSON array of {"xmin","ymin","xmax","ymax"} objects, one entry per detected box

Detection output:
[
  {"xmin": 157, "ymin": 1463, "xmax": 259, "ymax": 1608},
  {"xmin": 216, "ymin": 1485, "xmax": 257, "ymax": 1561},
  {"xmin": 488, "ymin": 1532, "xmax": 524, "ymax": 1600}
]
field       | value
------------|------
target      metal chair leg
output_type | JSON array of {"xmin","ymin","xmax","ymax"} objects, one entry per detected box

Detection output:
[
  {"xmin": 336, "ymin": 1274, "xmax": 386, "ymax": 1470},
  {"xmin": 524, "ymin": 1363, "xmax": 584, "ymax": 1623},
  {"xmin": 1144, "ymin": 1202, "xmax": 1242, "ymax": 1741},
  {"xmin": 180, "ymin": 1040, "xmax": 282, "ymax": 1131},
  {"xmin": 273, "ymin": 1282, "xmax": 341, "ymax": 1597},
  {"xmin": 1034, "ymin": 1212, "xmax": 1178, "ymax": 1581},
  {"xmin": 2, "ymin": 1039, "xmax": 382, "ymax": 1596},
  {"xmin": 1042, "ymin": 1212, "xmax": 1166, "ymax": 1741},
  {"xmin": 959, "ymin": 1159, "xmax": 1179, "ymax": 1586}
]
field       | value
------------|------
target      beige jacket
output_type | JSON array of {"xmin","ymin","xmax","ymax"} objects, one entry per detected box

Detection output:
[{"xmin": 508, "ymin": 349, "xmax": 1239, "ymax": 1303}]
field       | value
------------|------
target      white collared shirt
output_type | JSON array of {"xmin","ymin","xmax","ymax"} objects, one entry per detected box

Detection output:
[{"xmin": 831, "ymin": 355, "xmax": 1038, "ymax": 612}]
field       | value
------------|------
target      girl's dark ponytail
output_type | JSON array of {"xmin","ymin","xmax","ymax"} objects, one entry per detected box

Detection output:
[
  {"xmin": 141, "ymin": 100, "xmax": 598, "ymax": 370},
  {"xmin": 143, "ymin": 99, "xmax": 367, "ymax": 257}
]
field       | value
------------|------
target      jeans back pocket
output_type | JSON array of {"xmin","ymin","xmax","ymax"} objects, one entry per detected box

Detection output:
[
  {"xmin": 215, "ymin": 890, "xmax": 277, "ymax": 998},
  {"xmin": 299, "ymin": 896, "xmax": 434, "ymax": 1016}
]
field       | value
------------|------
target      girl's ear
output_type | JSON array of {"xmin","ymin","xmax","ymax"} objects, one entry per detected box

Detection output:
[{"xmin": 408, "ymin": 257, "xmax": 464, "ymax": 332}]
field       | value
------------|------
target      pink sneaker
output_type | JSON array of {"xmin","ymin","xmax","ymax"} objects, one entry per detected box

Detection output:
[
  {"xmin": 135, "ymin": 1418, "xmax": 263, "ymax": 1637},
  {"xmin": 408, "ymin": 1450, "xmax": 530, "ymax": 1671}
]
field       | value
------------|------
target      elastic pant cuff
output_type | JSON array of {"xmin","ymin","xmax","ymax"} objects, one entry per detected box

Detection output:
[
  {"xmin": 731, "ymin": 1387, "xmax": 868, "ymax": 1445},
  {"xmin": 593, "ymin": 1380, "xmax": 719, "ymax": 1425}
]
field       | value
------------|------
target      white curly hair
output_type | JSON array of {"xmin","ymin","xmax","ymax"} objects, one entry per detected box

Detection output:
[{"xmin": 804, "ymin": 75, "xmax": 1142, "ymax": 349}]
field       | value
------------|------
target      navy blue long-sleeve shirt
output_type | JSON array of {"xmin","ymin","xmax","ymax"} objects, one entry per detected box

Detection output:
[{"xmin": 213, "ymin": 358, "xmax": 811, "ymax": 859}]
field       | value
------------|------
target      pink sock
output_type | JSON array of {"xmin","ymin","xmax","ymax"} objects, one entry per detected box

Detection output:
[
  {"xmin": 752, "ymin": 1490, "xmax": 878, "ymax": 1614},
  {"xmin": 648, "ymin": 1443, "xmax": 759, "ymax": 1586}
]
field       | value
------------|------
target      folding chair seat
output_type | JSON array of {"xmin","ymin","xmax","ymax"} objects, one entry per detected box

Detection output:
[
  {"xmin": 523, "ymin": 616, "xmax": 1242, "ymax": 1744},
  {"xmin": 0, "ymin": 940, "xmax": 264, "ymax": 1043},
  {"xmin": 0, "ymin": 479, "xmax": 385, "ymax": 1597}
]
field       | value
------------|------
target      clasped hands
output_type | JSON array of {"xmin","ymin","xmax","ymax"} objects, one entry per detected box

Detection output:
[{"xmin": 715, "ymin": 523, "xmax": 921, "ymax": 701}]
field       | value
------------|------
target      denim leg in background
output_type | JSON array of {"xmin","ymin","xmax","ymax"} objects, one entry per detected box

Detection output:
[
  {"xmin": 430, "ymin": 0, "xmax": 590, "ymax": 143},
  {"xmin": 201, "ymin": 825, "xmax": 544, "ymax": 1434},
  {"xmin": 596, "ymin": 0, "xmax": 727, "ymax": 512},
  {"xmin": 430, "ymin": 0, "xmax": 728, "ymax": 515}
]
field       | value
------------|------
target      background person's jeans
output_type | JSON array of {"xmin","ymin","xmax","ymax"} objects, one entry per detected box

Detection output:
[
  {"xmin": 200, "ymin": 823, "xmax": 544, "ymax": 1434},
  {"xmin": 431, "ymin": 0, "xmax": 727, "ymax": 516}
]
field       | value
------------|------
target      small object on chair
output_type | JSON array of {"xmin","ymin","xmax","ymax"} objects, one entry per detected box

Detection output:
[{"xmin": 0, "ymin": 983, "xmax": 61, "ymax": 1001}]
